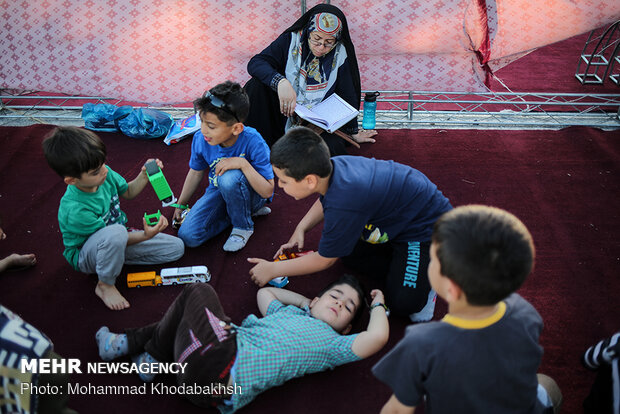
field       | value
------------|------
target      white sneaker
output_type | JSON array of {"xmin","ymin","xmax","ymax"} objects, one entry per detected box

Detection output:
[
  {"xmin": 410, "ymin": 289, "xmax": 437, "ymax": 323},
  {"xmin": 223, "ymin": 228, "xmax": 254, "ymax": 252},
  {"xmin": 252, "ymin": 206, "xmax": 271, "ymax": 217}
]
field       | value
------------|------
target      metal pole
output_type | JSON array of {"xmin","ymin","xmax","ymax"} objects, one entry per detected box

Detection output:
[{"xmin": 408, "ymin": 91, "xmax": 413, "ymax": 120}]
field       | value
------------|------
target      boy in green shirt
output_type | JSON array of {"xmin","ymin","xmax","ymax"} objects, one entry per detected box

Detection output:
[{"xmin": 43, "ymin": 127, "xmax": 184, "ymax": 310}]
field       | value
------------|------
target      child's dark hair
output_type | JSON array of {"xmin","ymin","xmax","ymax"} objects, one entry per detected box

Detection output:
[
  {"xmin": 42, "ymin": 127, "xmax": 107, "ymax": 179},
  {"xmin": 270, "ymin": 127, "xmax": 332, "ymax": 181},
  {"xmin": 193, "ymin": 81, "xmax": 249, "ymax": 125},
  {"xmin": 432, "ymin": 205, "xmax": 535, "ymax": 306},
  {"xmin": 316, "ymin": 274, "xmax": 367, "ymax": 324}
]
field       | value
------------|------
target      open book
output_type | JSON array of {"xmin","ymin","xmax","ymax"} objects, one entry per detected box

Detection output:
[{"xmin": 294, "ymin": 94, "xmax": 359, "ymax": 134}]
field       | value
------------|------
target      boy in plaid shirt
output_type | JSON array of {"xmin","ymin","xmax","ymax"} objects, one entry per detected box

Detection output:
[{"xmin": 95, "ymin": 274, "xmax": 389, "ymax": 412}]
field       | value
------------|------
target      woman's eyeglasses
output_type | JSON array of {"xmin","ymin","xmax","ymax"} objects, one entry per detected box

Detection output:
[
  {"xmin": 204, "ymin": 92, "xmax": 239, "ymax": 122},
  {"xmin": 308, "ymin": 34, "xmax": 336, "ymax": 49}
]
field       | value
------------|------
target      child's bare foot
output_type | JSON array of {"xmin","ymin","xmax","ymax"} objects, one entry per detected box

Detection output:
[
  {"xmin": 95, "ymin": 282, "xmax": 130, "ymax": 311},
  {"xmin": 0, "ymin": 253, "xmax": 37, "ymax": 272}
]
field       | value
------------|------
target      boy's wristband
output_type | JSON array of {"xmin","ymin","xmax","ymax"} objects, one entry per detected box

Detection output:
[{"xmin": 370, "ymin": 302, "xmax": 390, "ymax": 317}]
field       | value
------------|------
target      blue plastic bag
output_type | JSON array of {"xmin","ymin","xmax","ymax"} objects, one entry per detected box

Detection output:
[
  {"xmin": 114, "ymin": 107, "xmax": 174, "ymax": 140},
  {"xmin": 82, "ymin": 104, "xmax": 174, "ymax": 140},
  {"xmin": 81, "ymin": 103, "xmax": 119, "ymax": 132}
]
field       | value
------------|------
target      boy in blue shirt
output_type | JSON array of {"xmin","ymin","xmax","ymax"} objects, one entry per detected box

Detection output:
[
  {"xmin": 42, "ymin": 127, "xmax": 185, "ymax": 310},
  {"xmin": 248, "ymin": 126, "xmax": 452, "ymax": 320},
  {"xmin": 173, "ymin": 81, "xmax": 274, "ymax": 252},
  {"xmin": 373, "ymin": 205, "xmax": 562, "ymax": 414}
]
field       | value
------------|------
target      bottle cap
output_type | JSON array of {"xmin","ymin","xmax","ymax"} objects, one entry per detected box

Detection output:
[{"xmin": 364, "ymin": 91, "xmax": 380, "ymax": 102}]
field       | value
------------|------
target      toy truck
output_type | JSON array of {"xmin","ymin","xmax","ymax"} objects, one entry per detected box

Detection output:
[
  {"xmin": 127, "ymin": 265, "xmax": 211, "ymax": 288},
  {"xmin": 269, "ymin": 251, "xmax": 313, "ymax": 288},
  {"xmin": 145, "ymin": 159, "xmax": 177, "ymax": 207}
]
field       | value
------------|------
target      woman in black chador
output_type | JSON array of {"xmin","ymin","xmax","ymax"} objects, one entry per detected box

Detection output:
[{"xmin": 245, "ymin": 4, "xmax": 377, "ymax": 156}]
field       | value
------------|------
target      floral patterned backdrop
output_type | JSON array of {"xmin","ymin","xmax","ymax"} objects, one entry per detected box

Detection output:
[{"xmin": 1, "ymin": 0, "xmax": 617, "ymax": 104}]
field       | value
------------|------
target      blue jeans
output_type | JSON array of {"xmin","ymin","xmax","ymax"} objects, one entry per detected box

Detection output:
[{"xmin": 178, "ymin": 169, "xmax": 267, "ymax": 248}]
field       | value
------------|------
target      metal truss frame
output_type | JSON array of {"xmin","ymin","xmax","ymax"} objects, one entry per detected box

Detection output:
[
  {"xmin": 575, "ymin": 20, "xmax": 620, "ymax": 85},
  {"xmin": 366, "ymin": 90, "xmax": 620, "ymax": 130},
  {"xmin": 1, "ymin": 89, "xmax": 619, "ymax": 130}
]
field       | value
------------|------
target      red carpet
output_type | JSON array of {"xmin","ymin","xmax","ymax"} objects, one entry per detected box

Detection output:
[{"xmin": 1, "ymin": 123, "xmax": 619, "ymax": 413}]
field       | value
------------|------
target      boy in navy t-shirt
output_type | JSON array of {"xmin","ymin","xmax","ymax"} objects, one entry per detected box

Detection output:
[
  {"xmin": 372, "ymin": 205, "xmax": 562, "ymax": 414},
  {"xmin": 248, "ymin": 126, "xmax": 452, "ymax": 319},
  {"xmin": 174, "ymin": 81, "xmax": 274, "ymax": 252}
]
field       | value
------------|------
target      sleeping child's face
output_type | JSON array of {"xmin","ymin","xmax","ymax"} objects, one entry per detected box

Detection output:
[{"xmin": 309, "ymin": 283, "xmax": 361, "ymax": 334}]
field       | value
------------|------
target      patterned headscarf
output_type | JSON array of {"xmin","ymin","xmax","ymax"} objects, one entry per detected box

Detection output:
[
  {"xmin": 300, "ymin": 12, "xmax": 343, "ymax": 87},
  {"xmin": 308, "ymin": 12, "xmax": 343, "ymax": 41},
  {"xmin": 282, "ymin": 4, "xmax": 361, "ymax": 107}
]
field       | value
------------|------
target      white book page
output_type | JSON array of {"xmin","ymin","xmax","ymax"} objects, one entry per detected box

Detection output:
[
  {"xmin": 310, "ymin": 95, "xmax": 356, "ymax": 130},
  {"xmin": 294, "ymin": 94, "xmax": 357, "ymax": 132},
  {"xmin": 294, "ymin": 104, "xmax": 328, "ymax": 128}
]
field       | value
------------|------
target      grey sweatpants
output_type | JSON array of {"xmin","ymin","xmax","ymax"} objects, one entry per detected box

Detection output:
[{"xmin": 78, "ymin": 224, "xmax": 184, "ymax": 285}]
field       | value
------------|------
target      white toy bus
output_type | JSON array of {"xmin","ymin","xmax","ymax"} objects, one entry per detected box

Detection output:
[
  {"xmin": 127, "ymin": 266, "xmax": 210, "ymax": 288},
  {"xmin": 160, "ymin": 266, "xmax": 211, "ymax": 286}
]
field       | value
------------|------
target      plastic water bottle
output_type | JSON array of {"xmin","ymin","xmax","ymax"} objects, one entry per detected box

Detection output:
[{"xmin": 362, "ymin": 91, "xmax": 380, "ymax": 130}]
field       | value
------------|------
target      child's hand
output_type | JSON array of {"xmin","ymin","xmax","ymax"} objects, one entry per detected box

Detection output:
[
  {"xmin": 369, "ymin": 289, "xmax": 385, "ymax": 307},
  {"xmin": 275, "ymin": 228, "xmax": 305, "ymax": 259},
  {"xmin": 143, "ymin": 215, "xmax": 168, "ymax": 238},
  {"xmin": 141, "ymin": 158, "xmax": 164, "ymax": 176},
  {"xmin": 214, "ymin": 157, "xmax": 247, "ymax": 176},
  {"xmin": 247, "ymin": 258, "xmax": 276, "ymax": 287},
  {"xmin": 173, "ymin": 208, "xmax": 183, "ymax": 222},
  {"xmin": 147, "ymin": 158, "xmax": 164, "ymax": 169}
]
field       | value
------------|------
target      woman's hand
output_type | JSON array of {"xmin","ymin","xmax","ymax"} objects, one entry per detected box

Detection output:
[
  {"xmin": 277, "ymin": 79, "xmax": 297, "ymax": 117},
  {"xmin": 352, "ymin": 129, "xmax": 378, "ymax": 144}
]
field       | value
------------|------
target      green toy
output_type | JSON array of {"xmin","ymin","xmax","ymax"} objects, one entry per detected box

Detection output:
[
  {"xmin": 145, "ymin": 160, "xmax": 177, "ymax": 207},
  {"xmin": 144, "ymin": 210, "xmax": 161, "ymax": 226}
]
